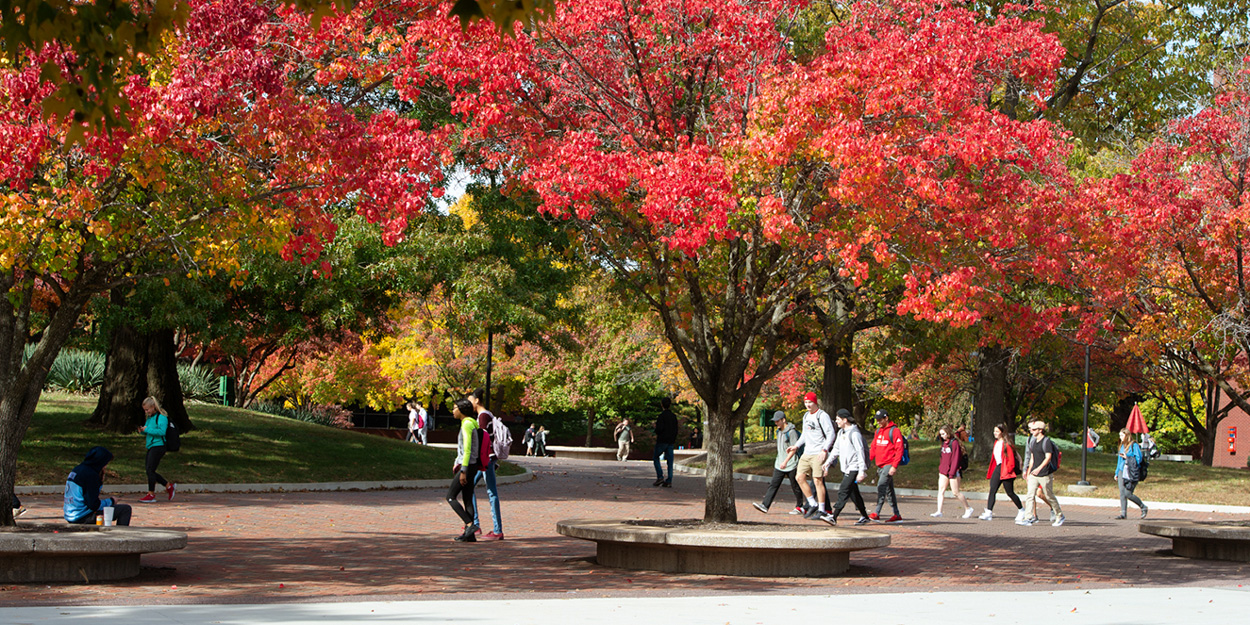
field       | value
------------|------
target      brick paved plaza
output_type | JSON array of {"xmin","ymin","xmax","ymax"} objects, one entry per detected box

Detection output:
[{"xmin": 4, "ymin": 456, "xmax": 1248, "ymax": 606}]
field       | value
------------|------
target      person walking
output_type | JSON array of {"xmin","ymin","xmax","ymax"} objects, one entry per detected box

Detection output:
[
  {"xmin": 469, "ymin": 388, "xmax": 509, "ymax": 541},
  {"xmin": 63, "ymin": 446, "xmax": 132, "ymax": 526},
  {"xmin": 137, "ymin": 396, "xmax": 175, "ymax": 504},
  {"xmin": 979, "ymin": 423, "xmax": 1025, "ymax": 521},
  {"xmin": 1021, "ymin": 432, "xmax": 1056, "ymax": 523},
  {"xmin": 614, "ymin": 418, "xmax": 634, "ymax": 461},
  {"xmin": 1020, "ymin": 420, "xmax": 1065, "ymax": 527},
  {"xmin": 869, "ymin": 409, "xmax": 905, "ymax": 522},
  {"xmin": 752, "ymin": 411, "xmax": 805, "ymax": 515},
  {"xmin": 407, "ymin": 401, "xmax": 427, "ymax": 444},
  {"xmin": 932, "ymin": 424, "xmax": 974, "ymax": 518},
  {"xmin": 1114, "ymin": 428, "xmax": 1148, "ymax": 520},
  {"xmin": 820, "ymin": 409, "xmax": 871, "ymax": 526},
  {"xmin": 535, "ymin": 425, "xmax": 549, "ymax": 457},
  {"xmin": 446, "ymin": 398, "xmax": 482, "ymax": 542},
  {"xmin": 787, "ymin": 392, "xmax": 836, "ymax": 519},
  {"xmin": 652, "ymin": 398, "xmax": 678, "ymax": 486},
  {"xmin": 523, "ymin": 424, "xmax": 536, "ymax": 456}
]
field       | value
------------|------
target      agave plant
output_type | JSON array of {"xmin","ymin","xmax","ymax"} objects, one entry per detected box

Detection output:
[{"xmin": 44, "ymin": 349, "xmax": 106, "ymax": 393}]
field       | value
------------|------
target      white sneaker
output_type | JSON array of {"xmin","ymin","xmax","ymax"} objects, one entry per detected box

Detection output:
[
  {"xmin": 962, "ymin": 508, "xmax": 974, "ymax": 519},
  {"xmin": 930, "ymin": 511, "xmax": 943, "ymax": 517},
  {"xmin": 978, "ymin": 510, "xmax": 993, "ymax": 521},
  {"xmin": 1014, "ymin": 509, "xmax": 1026, "ymax": 522},
  {"xmin": 1016, "ymin": 518, "xmax": 1035, "ymax": 526},
  {"xmin": 1052, "ymin": 515, "xmax": 1065, "ymax": 527}
]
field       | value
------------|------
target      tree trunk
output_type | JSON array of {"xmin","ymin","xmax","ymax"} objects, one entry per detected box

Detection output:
[
  {"xmin": 90, "ymin": 321, "xmax": 150, "ymax": 432},
  {"xmin": 972, "ymin": 346, "xmax": 1009, "ymax": 462},
  {"xmin": 1, "ymin": 288, "xmax": 93, "ymax": 526},
  {"xmin": 147, "ymin": 328, "xmax": 192, "ymax": 432},
  {"xmin": 822, "ymin": 332, "xmax": 855, "ymax": 414},
  {"xmin": 703, "ymin": 401, "xmax": 737, "ymax": 523},
  {"xmin": 584, "ymin": 406, "xmax": 595, "ymax": 447}
]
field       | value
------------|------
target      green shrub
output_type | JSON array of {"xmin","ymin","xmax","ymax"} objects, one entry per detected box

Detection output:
[
  {"xmin": 178, "ymin": 363, "xmax": 220, "ymax": 402},
  {"xmin": 44, "ymin": 348, "xmax": 106, "ymax": 393}
]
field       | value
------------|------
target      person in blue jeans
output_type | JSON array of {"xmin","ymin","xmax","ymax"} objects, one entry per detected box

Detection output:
[
  {"xmin": 469, "ymin": 388, "xmax": 506, "ymax": 541},
  {"xmin": 1113, "ymin": 428, "xmax": 1148, "ymax": 520},
  {"xmin": 652, "ymin": 397, "xmax": 678, "ymax": 487}
]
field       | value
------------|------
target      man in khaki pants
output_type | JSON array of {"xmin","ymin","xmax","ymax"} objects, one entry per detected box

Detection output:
[
  {"xmin": 786, "ymin": 392, "xmax": 836, "ymax": 520},
  {"xmin": 1019, "ymin": 420, "xmax": 1065, "ymax": 527}
]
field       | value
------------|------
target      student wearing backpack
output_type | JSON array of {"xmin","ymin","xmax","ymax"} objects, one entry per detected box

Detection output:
[
  {"xmin": 469, "ymin": 388, "xmax": 510, "ymax": 540},
  {"xmin": 1020, "ymin": 420, "xmax": 1065, "ymax": 527},
  {"xmin": 932, "ymin": 424, "xmax": 974, "ymax": 518},
  {"xmin": 1114, "ymin": 428, "xmax": 1148, "ymax": 520},
  {"xmin": 979, "ymin": 423, "xmax": 1025, "ymax": 521},
  {"xmin": 869, "ymin": 409, "xmax": 905, "ymax": 522},
  {"xmin": 786, "ymin": 392, "xmax": 836, "ymax": 519},
  {"xmin": 136, "ymin": 396, "xmax": 175, "ymax": 503},
  {"xmin": 447, "ymin": 398, "xmax": 483, "ymax": 542},
  {"xmin": 523, "ymin": 424, "xmax": 536, "ymax": 456}
]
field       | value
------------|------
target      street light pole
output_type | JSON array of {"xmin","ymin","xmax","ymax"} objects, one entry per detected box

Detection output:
[{"xmin": 1079, "ymin": 343, "xmax": 1091, "ymax": 486}]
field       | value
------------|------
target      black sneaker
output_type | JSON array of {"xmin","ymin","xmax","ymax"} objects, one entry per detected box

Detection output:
[
  {"xmin": 661, "ymin": 481, "xmax": 672, "ymax": 488},
  {"xmin": 752, "ymin": 502, "xmax": 768, "ymax": 514},
  {"xmin": 820, "ymin": 513, "xmax": 837, "ymax": 526},
  {"xmin": 454, "ymin": 533, "xmax": 477, "ymax": 542},
  {"xmin": 652, "ymin": 479, "xmax": 665, "ymax": 486},
  {"xmin": 803, "ymin": 506, "xmax": 822, "ymax": 520},
  {"xmin": 854, "ymin": 516, "xmax": 871, "ymax": 525}
]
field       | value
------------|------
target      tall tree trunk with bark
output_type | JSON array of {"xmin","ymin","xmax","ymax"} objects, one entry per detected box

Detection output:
[
  {"xmin": 0, "ymin": 277, "xmax": 95, "ymax": 526},
  {"xmin": 972, "ymin": 346, "xmax": 1009, "ymax": 462},
  {"xmin": 90, "ymin": 322, "xmax": 150, "ymax": 433},
  {"xmin": 702, "ymin": 399, "xmax": 738, "ymax": 523},
  {"xmin": 822, "ymin": 332, "xmax": 855, "ymax": 414},
  {"xmin": 584, "ymin": 406, "xmax": 595, "ymax": 447},
  {"xmin": 146, "ymin": 328, "xmax": 191, "ymax": 432}
]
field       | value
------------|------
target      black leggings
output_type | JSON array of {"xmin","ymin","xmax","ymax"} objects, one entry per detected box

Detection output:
[
  {"xmin": 446, "ymin": 467, "xmax": 479, "ymax": 526},
  {"xmin": 987, "ymin": 465, "xmax": 1022, "ymax": 511},
  {"xmin": 146, "ymin": 446, "xmax": 168, "ymax": 491}
]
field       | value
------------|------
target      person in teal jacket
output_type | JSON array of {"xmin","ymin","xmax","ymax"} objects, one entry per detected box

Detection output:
[
  {"xmin": 137, "ymin": 396, "xmax": 175, "ymax": 503},
  {"xmin": 1113, "ymin": 428, "xmax": 1148, "ymax": 520}
]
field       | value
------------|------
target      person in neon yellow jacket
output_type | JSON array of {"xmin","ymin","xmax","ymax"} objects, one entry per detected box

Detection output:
[{"xmin": 446, "ymin": 398, "xmax": 481, "ymax": 542}]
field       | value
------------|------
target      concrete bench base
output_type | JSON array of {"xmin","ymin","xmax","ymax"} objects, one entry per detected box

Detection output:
[
  {"xmin": 1140, "ymin": 521, "xmax": 1250, "ymax": 563},
  {"xmin": 557, "ymin": 518, "xmax": 889, "ymax": 577},
  {"xmin": 0, "ymin": 525, "xmax": 188, "ymax": 583}
]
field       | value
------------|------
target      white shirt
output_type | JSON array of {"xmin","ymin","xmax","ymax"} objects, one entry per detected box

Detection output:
[{"xmin": 797, "ymin": 409, "xmax": 836, "ymax": 456}]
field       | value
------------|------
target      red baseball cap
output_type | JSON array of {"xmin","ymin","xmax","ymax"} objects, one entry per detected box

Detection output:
[{"xmin": 803, "ymin": 392, "xmax": 817, "ymax": 402}]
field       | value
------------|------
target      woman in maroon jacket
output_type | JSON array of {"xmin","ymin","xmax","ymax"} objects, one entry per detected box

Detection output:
[
  {"xmin": 978, "ymin": 423, "xmax": 1025, "ymax": 521},
  {"xmin": 931, "ymin": 425, "xmax": 974, "ymax": 518}
]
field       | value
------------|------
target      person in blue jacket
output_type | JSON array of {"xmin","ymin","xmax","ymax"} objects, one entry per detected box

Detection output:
[
  {"xmin": 63, "ymin": 446, "xmax": 132, "ymax": 525},
  {"xmin": 1114, "ymin": 428, "xmax": 1148, "ymax": 520}
]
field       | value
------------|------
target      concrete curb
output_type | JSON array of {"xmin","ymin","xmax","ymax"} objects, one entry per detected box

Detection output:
[
  {"xmin": 673, "ymin": 463, "xmax": 1250, "ymax": 515},
  {"xmin": 14, "ymin": 465, "xmax": 535, "ymax": 496}
]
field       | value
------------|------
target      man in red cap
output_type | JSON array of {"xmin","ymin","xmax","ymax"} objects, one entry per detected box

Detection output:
[{"xmin": 786, "ymin": 392, "xmax": 836, "ymax": 519}]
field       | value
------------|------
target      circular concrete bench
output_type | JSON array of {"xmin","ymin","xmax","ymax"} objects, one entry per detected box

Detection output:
[
  {"xmin": 1139, "ymin": 520, "xmax": 1250, "ymax": 563},
  {"xmin": 0, "ymin": 525, "xmax": 188, "ymax": 583},
  {"xmin": 556, "ymin": 518, "xmax": 890, "ymax": 577}
]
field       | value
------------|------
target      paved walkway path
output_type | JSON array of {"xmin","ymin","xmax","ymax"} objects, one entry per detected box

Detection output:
[{"xmin": 3, "ymin": 457, "xmax": 1247, "ymax": 607}]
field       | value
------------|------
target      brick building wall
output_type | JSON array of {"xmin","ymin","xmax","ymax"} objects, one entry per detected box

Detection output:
[{"xmin": 1212, "ymin": 405, "xmax": 1250, "ymax": 469}]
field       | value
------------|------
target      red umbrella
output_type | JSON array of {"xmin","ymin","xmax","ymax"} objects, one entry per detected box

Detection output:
[{"xmin": 1126, "ymin": 404, "xmax": 1150, "ymax": 434}]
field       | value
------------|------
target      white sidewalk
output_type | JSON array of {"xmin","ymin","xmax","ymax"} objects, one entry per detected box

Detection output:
[{"xmin": 4, "ymin": 588, "xmax": 1248, "ymax": 624}]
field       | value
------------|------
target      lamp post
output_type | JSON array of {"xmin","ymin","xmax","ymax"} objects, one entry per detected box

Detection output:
[{"xmin": 1078, "ymin": 343, "xmax": 1091, "ymax": 486}]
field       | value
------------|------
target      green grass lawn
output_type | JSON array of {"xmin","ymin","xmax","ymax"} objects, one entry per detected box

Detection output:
[
  {"xmin": 726, "ymin": 438, "xmax": 1250, "ymax": 507},
  {"xmin": 15, "ymin": 394, "xmax": 522, "ymax": 486}
]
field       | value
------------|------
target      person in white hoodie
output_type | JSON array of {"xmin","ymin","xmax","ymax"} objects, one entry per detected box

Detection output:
[{"xmin": 820, "ymin": 409, "xmax": 871, "ymax": 526}]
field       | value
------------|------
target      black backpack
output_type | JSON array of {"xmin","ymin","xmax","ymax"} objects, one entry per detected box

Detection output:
[
  {"xmin": 1138, "ymin": 454, "xmax": 1149, "ymax": 481},
  {"xmin": 165, "ymin": 420, "xmax": 181, "ymax": 452}
]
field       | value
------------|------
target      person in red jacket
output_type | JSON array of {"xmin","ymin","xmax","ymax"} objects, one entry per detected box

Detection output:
[
  {"xmin": 978, "ymin": 423, "xmax": 1025, "ymax": 521},
  {"xmin": 868, "ymin": 409, "xmax": 904, "ymax": 522}
]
